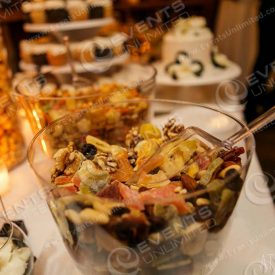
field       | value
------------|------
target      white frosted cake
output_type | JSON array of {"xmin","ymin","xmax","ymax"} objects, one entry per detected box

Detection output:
[
  {"xmin": 162, "ymin": 16, "xmax": 230, "ymax": 80},
  {"xmin": 162, "ymin": 17, "xmax": 213, "ymax": 64}
]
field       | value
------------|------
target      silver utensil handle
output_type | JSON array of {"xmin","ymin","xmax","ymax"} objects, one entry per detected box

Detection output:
[
  {"xmin": 226, "ymin": 106, "xmax": 275, "ymax": 146},
  {"xmin": 63, "ymin": 36, "xmax": 77, "ymax": 79}
]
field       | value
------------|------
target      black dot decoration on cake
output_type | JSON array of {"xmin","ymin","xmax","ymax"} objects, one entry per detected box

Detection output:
[
  {"xmin": 211, "ymin": 46, "xmax": 230, "ymax": 69},
  {"xmin": 165, "ymin": 51, "xmax": 205, "ymax": 80}
]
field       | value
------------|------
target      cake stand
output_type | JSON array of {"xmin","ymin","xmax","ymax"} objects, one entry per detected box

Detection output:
[
  {"xmin": 24, "ymin": 18, "xmax": 114, "ymax": 33},
  {"xmin": 19, "ymin": 52, "xmax": 130, "ymax": 74}
]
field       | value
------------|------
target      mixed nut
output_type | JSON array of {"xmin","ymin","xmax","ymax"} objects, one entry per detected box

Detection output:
[{"xmin": 50, "ymin": 119, "xmax": 245, "ymax": 274}]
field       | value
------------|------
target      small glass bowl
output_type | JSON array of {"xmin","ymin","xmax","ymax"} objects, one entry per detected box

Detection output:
[{"xmin": 0, "ymin": 218, "xmax": 34, "ymax": 275}]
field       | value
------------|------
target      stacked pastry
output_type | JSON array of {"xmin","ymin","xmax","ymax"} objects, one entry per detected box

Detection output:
[
  {"xmin": 22, "ymin": 0, "xmax": 112, "ymax": 24},
  {"xmin": 20, "ymin": 33, "xmax": 128, "ymax": 67}
]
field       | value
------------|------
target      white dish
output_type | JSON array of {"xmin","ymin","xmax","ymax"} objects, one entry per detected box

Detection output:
[{"xmin": 154, "ymin": 61, "xmax": 241, "ymax": 87}]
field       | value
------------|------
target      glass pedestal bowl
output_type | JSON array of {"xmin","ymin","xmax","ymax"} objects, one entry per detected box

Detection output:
[{"xmin": 28, "ymin": 99, "xmax": 254, "ymax": 275}]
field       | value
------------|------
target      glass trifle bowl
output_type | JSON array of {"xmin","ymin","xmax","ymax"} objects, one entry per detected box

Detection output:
[
  {"xmin": 28, "ymin": 99, "xmax": 254, "ymax": 275},
  {"xmin": 13, "ymin": 63, "xmax": 156, "ymax": 134}
]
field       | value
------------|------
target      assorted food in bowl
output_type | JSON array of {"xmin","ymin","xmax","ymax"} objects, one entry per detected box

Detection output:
[
  {"xmin": 14, "ymin": 64, "xmax": 156, "ymax": 135},
  {"xmin": 28, "ymin": 100, "xmax": 253, "ymax": 274}
]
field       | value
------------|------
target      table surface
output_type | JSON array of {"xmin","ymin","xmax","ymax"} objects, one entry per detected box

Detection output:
[{"xmin": 2, "ymin": 119, "xmax": 275, "ymax": 275}]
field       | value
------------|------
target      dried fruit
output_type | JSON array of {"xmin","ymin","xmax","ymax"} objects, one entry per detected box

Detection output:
[
  {"xmin": 111, "ymin": 152, "xmax": 134, "ymax": 182},
  {"xmin": 196, "ymin": 198, "xmax": 210, "ymax": 206},
  {"xmin": 86, "ymin": 135, "xmax": 111, "ymax": 153},
  {"xmin": 218, "ymin": 147, "xmax": 245, "ymax": 162},
  {"xmin": 219, "ymin": 164, "xmax": 241, "ymax": 178},
  {"xmin": 97, "ymin": 181, "xmax": 122, "ymax": 200},
  {"xmin": 153, "ymin": 204, "xmax": 178, "ymax": 220},
  {"xmin": 77, "ymin": 160, "xmax": 110, "ymax": 194},
  {"xmin": 140, "ymin": 123, "xmax": 161, "ymax": 139},
  {"xmin": 137, "ymin": 170, "xmax": 170, "ymax": 189},
  {"xmin": 80, "ymin": 208, "xmax": 110, "ymax": 224},
  {"xmin": 81, "ymin": 143, "xmax": 97, "ymax": 159},
  {"xmin": 200, "ymin": 158, "xmax": 224, "ymax": 185},
  {"xmin": 181, "ymin": 174, "xmax": 198, "ymax": 191},
  {"xmin": 135, "ymin": 139, "xmax": 159, "ymax": 169},
  {"xmin": 187, "ymin": 162, "xmax": 199, "ymax": 178}
]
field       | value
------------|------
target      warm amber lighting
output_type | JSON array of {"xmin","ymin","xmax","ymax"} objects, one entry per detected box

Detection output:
[{"xmin": 0, "ymin": 160, "xmax": 10, "ymax": 195}]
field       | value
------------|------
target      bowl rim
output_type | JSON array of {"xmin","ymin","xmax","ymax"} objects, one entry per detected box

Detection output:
[
  {"xmin": 13, "ymin": 63, "xmax": 157, "ymax": 101},
  {"xmin": 27, "ymin": 98, "xmax": 255, "ymax": 182}
]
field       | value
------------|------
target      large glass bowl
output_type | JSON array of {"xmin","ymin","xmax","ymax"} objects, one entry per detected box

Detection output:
[
  {"xmin": 28, "ymin": 99, "xmax": 254, "ymax": 275},
  {"xmin": 13, "ymin": 63, "xmax": 156, "ymax": 134}
]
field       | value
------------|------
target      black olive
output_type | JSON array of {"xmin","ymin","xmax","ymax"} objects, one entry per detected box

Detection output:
[
  {"xmin": 81, "ymin": 144, "xmax": 97, "ymax": 159},
  {"xmin": 111, "ymin": 207, "xmax": 130, "ymax": 216}
]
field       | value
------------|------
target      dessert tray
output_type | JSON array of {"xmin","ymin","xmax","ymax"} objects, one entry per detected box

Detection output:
[
  {"xmin": 19, "ymin": 52, "xmax": 129, "ymax": 74},
  {"xmin": 154, "ymin": 61, "xmax": 241, "ymax": 87},
  {"xmin": 24, "ymin": 18, "xmax": 114, "ymax": 33}
]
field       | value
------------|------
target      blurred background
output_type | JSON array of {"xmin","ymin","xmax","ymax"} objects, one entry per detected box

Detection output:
[{"xmin": 0, "ymin": 0, "xmax": 274, "ymax": 179}]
